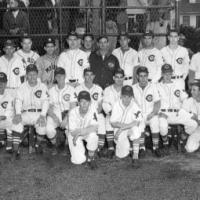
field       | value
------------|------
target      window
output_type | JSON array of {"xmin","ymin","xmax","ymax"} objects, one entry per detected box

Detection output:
[
  {"xmin": 196, "ymin": 16, "xmax": 200, "ymax": 27},
  {"xmin": 182, "ymin": 16, "xmax": 190, "ymax": 26}
]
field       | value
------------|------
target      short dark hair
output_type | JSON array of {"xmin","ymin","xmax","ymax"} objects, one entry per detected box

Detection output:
[
  {"xmin": 97, "ymin": 35, "xmax": 108, "ymax": 42},
  {"xmin": 168, "ymin": 29, "xmax": 179, "ymax": 36},
  {"xmin": 83, "ymin": 33, "xmax": 94, "ymax": 41}
]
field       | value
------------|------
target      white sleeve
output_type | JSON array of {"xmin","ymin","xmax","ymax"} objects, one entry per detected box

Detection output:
[
  {"xmin": 190, "ymin": 54, "xmax": 197, "ymax": 71},
  {"xmin": 57, "ymin": 53, "xmax": 66, "ymax": 69},
  {"xmin": 102, "ymin": 88, "xmax": 112, "ymax": 114},
  {"xmin": 155, "ymin": 50, "xmax": 164, "ymax": 82},
  {"xmin": 15, "ymin": 88, "xmax": 23, "ymax": 115},
  {"xmin": 69, "ymin": 109, "xmax": 79, "ymax": 131},
  {"xmin": 41, "ymin": 86, "xmax": 49, "ymax": 116},
  {"xmin": 110, "ymin": 103, "xmax": 120, "ymax": 123},
  {"xmin": 183, "ymin": 49, "xmax": 190, "ymax": 79}
]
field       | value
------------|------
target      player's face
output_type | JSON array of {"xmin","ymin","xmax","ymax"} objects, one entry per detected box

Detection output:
[
  {"xmin": 168, "ymin": 32, "xmax": 179, "ymax": 46},
  {"xmin": 83, "ymin": 36, "xmax": 93, "ymax": 50},
  {"xmin": 191, "ymin": 86, "xmax": 200, "ymax": 100},
  {"xmin": 55, "ymin": 74, "xmax": 65, "ymax": 85},
  {"xmin": 143, "ymin": 36, "xmax": 153, "ymax": 48},
  {"xmin": 121, "ymin": 95, "xmax": 132, "ymax": 107},
  {"xmin": 21, "ymin": 38, "xmax": 32, "ymax": 52},
  {"xmin": 79, "ymin": 99, "xmax": 91, "ymax": 114},
  {"xmin": 3, "ymin": 46, "xmax": 15, "ymax": 56},
  {"xmin": 44, "ymin": 43, "xmax": 55, "ymax": 56},
  {"xmin": 0, "ymin": 82, "xmax": 7, "ymax": 94},
  {"xmin": 10, "ymin": 0, "xmax": 18, "ymax": 8},
  {"xmin": 27, "ymin": 71, "xmax": 38, "ymax": 86},
  {"xmin": 119, "ymin": 36, "xmax": 129, "ymax": 49},
  {"xmin": 67, "ymin": 36, "xmax": 78, "ymax": 49},
  {"xmin": 98, "ymin": 38, "xmax": 109, "ymax": 51},
  {"xmin": 137, "ymin": 72, "xmax": 148, "ymax": 87},
  {"xmin": 113, "ymin": 73, "xmax": 124, "ymax": 86},
  {"xmin": 162, "ymin": 71, "xmax": 173, "ymax": 82},
  {"xmin": 84, "ymin": 71, "xmax": 95, "ymax": 84}
]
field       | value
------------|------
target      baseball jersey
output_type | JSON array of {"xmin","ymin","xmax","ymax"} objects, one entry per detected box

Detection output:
[
  {"xmin": 15, "ymin": 49, "xmax": 40, "ymax": 69},
  {"xmin": 112, "ymin": 47, "xmax": 138, "ymax": 78},
  {"xmin": 69, "ymin": 104, "xmax": 98, "ymax": 132},
  {"xmin": 110, "ymin": 99, "xmax": 143, "ymax": 124},
  {"xmin": 15, "ymin": 81, "xmax": 49, "ymax": 116},
  {"xmin": 75, "ymin": 83, "xmax": 103, "ymax": 109},
  {"xmin": 49, "ymin": 84, "xmax": 76, "ymax": 113},
  {"xmin": 161, "ymin": 45, "xmax": 189, "ymax": 79},
  {"xmin": 132, "ymin": 83, "xmax": 160, "ymax": 115},
  {"xmin": 190, "ymin": 52, "xmax": 200, "ymax": 79},
  {"xmin": 36, "ymin": 54, "xmax": 58, "ymax": 86},
  {"xmin": 102, "ymin": 85, "xmax": 121, "ymax": 114},
  {"xmin": 157, "ymin": 81, "xmax": 188, "ymax": 110},
  {"xmin": 57, "ymin": 49, "xmax": 89, "ymax": 83},
  {"xmin": 138, "ymin": 47, "xmax": 163, "ymax": 82},
  {"xmin": 0, "ymin": 55, "xmax": 25, "ymax": 88}
]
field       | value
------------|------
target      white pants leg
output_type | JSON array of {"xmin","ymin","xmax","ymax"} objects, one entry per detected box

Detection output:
[{"xmin": 98, "ymin": 113, "xmax": 106, "ymax": 135}]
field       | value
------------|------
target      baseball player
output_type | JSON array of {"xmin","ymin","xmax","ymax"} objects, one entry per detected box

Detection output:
[
  {"xmin": 189, "ymin": 51, "xmax": 200, "ymax": 84},
  {"xmin": 102, "ymin": 68, "xmax": 125, "ymax": 158},
  {"xmin": 68, "ymin": 91, "xmax": 99, "ymax": 169},
  {"xmin": 132, "ymin": 66, "xmax": 162, "ymax": 157},
  {"xmin": 75, "ymin": 68, "xmax": 105, "ymax": 153},
  {"xmin": 15, "ymin": 35, "xmax": 40, "ymax": 69},
  {"xmin": 182, "ymin": 80, "xmax": 200, "ymax": 153},
  {"xmin": 157, "ymin": 64, "xmax": 198, "ymax": 153},
  {"xmin": 137, "ymin": 31, "xmax": 163, "ymax": 84},
  {"xmin": 12, "ymin": 64, "xmax": 49, "ymax": 159},
  {"xmin": 0, "ymin": 72, "xmax": 14, "ymax": 153},
  {"xmin": 0, "ymin": 40, "xmax": 25, "ymax": 97},
  {"xmin": 161, "ymin": 29, "xmax": 190, "ymax": 89},
  {"xmin": 57, "ymin": 32, "xmax": 89, "ymax": 87},
  {"xmin": 110, "ymin": 85, "xmax": 143, "ymax": 168},
  {"xmin": 36, "ymin": 37, "xmax": 58, "ymax": 88},
  {"xmin": 46, "ymin": 67, "xmax": 77, "ymax": 155},
  {"xmin": 112, "ymin": 33, "xmax": 138, "ymax": 85},
  {"xmin": 81, "ymin": 34, "xmax": 94, "ymax": 59}
]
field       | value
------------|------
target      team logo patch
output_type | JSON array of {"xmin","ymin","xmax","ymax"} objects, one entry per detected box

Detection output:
[
  {"xmin": 146, "ymin": 94, "xmax": 153, "ymax": 102},
  {"xmin": 174, "ymin": 90, "xmax": 180, "ymax": 97},
  {"xmin": 63, "ymin": 94, "xmax": 70, "ymax": 101},
  {"xmin": 35, "ymin": 90, "xmax": 42, "ymax": 98},
  {"xmin": 107, "ymin": 62, "xmax": 115, "ymax": 69},
  {"xmin": 134, "ymin": 111, "xmax": 141, "ymax": 119},
  {"xmin": 13, "ymin": 68, "xmax": 19, "ymax": 75},
  {"xmin": 148, "ymin": 55, "xmax": 155, "ymax": 62},
  {"xmin": 78, "ymin": 59, "xmax": 83, "ymax": 66},
  {"xmin": 1, "ymin": 101, "xmax": 8, "ymax": 109},
  {"xmin": 92, "ymin": 93, "xmax": 98, "ymax": 101},
  {"xmin": 176, "ymin": 58, "xmax": 183, "ymax": 64}
]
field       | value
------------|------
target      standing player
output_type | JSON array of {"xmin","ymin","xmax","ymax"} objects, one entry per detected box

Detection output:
[
  {"xmin": 110, "ymin": 85, "xmax": 143, "ymax": 168},
  {"xmin": 137, "ymin": 31, "xmax": 163, "ymax": 84},
  {"xmin": 161, "ymin": 29, "xmax": 190, "ymax": 88},
  {"xmin": 15, "ymin": 35, "xmax": 40, "ymax": 69},
  {"xmin": 157, "ymin": 64, "xmax": 197, "ymax": 153},
  {"xmin": 57, "ymin": 32, "xmax": 89, "ymax": 87},
  {"xmin": 12, "ymin": 64, "xmax": 49, "ymax": 159},
  {"xmin": 68, "ymin": 91, "xmax": 99, "ymax": 169},
  {"xmin": 0, "ymin": 40, "xmax": 25, "ymax": 97},
  {"xmin": 81, "ymin": 34, "xmax": 94, "ymax": 59},
  {"xmin": 132, "ymin": 66, "xmax": 161, "ymax": 157},
  {"xmin": 36, "ymin": 38, "xmax": 58, "ymax": 88},
  {"xmin": 112, "ymin": 33, "xmax": 138, "ymax": 85},
  {"xmin": 102, "ymin": 68, "xmax": 124, "ymax": 158},
  {"xmin": 46, "ymin": 67, "xmax": 77, "ymax": 155}
]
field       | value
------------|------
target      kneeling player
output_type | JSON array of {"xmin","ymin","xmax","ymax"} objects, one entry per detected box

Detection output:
[
  {"xmin": 68, "ymin": 91, "xmax": 99, "ymax": 169},
  {"xmin": 110, "ymin": 86, "xmax": 143, "ymax": 168}
]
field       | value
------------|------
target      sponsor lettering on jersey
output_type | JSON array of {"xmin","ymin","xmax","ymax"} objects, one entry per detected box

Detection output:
[
  {"xmin": 176, "ymin": 58, "xmax": 183, "ymax": 65},
  {"xmin": 27, "ymin": 57, "xmax": 36, "ymax": 64},
  {"xmin": 92, "ymin": 92, "xmax": 98, "ymax": 101},
  {"xmin": 1, "ymin": 101, "xmax": 8, "ymax": 109},
  {"xmin": 146, "ymin": 94, "xmax": 153, "ymax": 102},
  {"xmin": 35, "ymin": 90, "xmax": 42, "ymax": 98},
  {"xmin": 148, "ymin": 55, "xmax": 155, "ymax": 62},
  {"xmin": 45, "ymin": 64, "xmax": 56, "ymax": 73},
  {"xmin": 63, "ymin": 94, "xmax": 70, "ymax": 101},
  {"xmin": 174, "ymin": 90, "xmax": 180, "ymax": 97},
  {"xmin": 78, "ymin": 59, "xmax": 83, "ymax": 66},
  {"xmin": 13, "ymin": 67, "xmax": 20, "ymax": 75}
]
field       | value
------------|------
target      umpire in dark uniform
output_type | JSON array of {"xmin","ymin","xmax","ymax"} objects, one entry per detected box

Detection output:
[{"xmin": 89, "ymin": 35, "xmax": 120, "ymax": 89}]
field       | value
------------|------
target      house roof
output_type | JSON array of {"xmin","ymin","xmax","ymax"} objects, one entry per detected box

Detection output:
[{"xmin": 179, "ymin": 0, "xmax": 200, "ymax": 14}]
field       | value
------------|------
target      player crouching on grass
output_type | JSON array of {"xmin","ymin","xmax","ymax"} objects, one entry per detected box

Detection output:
[
  {"xmin": 110, "ymin": 85, "xmax": 143, "ymax": 168},
  {"xmin": 68, "ymin": 91, "xmax": 99, "ymax": 169}
]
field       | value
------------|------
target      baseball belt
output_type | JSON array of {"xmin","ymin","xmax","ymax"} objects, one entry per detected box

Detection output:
[
  {"xmin": 172, "ymin": 75, "xmax": 183, "ymax": 79},
  {"xmin": 23, "ymin": 109, "xmax": 42, "ymax": 113},
  {"xmin": 124, "ymin": 76, "xmax": 132, "ymax": 80},
  {"xmin": 69, "ymin": 79, "xmax": 78, "ymax": 83},
  {"xmin": 161, "ymin": 109, "xmax": 179, "ymax": 112}
]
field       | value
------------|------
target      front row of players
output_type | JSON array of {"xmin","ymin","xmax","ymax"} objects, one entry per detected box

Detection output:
[{"xmin": 0, "ymin": 63, "xmax": 200, "ymax": 169}]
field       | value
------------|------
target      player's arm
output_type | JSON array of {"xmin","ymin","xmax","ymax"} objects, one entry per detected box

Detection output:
[
  {"xmin": 189, "ymin": 54, "xmax": 196, "ymax": 84},
  {"xmin": 13, "ymin": 88, "xmax": 23, "ymax": 124},
  {"xmin": 102, "ymin": 88, "xmax": 112, "ymax": 114},
  {"xmin": 40, "ymin": 86, "xmax": 49, "ymax": 117},
  {"xmin": 183, "ymin": 49, "xmax": 190, "ymax": 80},
  {"xmin": 155, "ymin": 51, "xmax": 164, "ymax": 82}
]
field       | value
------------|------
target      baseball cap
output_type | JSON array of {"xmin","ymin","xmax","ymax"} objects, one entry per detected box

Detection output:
[
  {"xmin": 97, "ymin": 35, "xmax": 108, "ymax": 42},
  {"xmin": 161, "ymin": 64, "xmax": 173, "ymax": 73},
  {"xmin": 44, "ymin": 37, "xmax": 55, "ymax": 46},
  {"xmin": 0, "ymin": 72, "xmax": 7, "ymax": 82},
  {"xmin": 67, "ymin": 31, "xmax": 78, "ymax": 39},
  {"xmin": 78, "ymin": 90, "xmax": 91, "ymax": 102},
  {"xmin": 26, "ymin": 64, "xmax": 38, "ymax": 74},
  {"xmin": 114, "ymin": 68, "xmax": 125, "ymax": 77},
  {"xmin": 136, "ymin": 66, "xmax": 149, "ymax": 75},
  {"xmin": 4, "ymin": 39, "xmax": 15, "ymax": 48},
  {"xmin": 143, "ymin": 30, "xmax": 154, "ymax": 37},
  {"xmin": 190, "ymin": 79, "xmax": 200, "ymax": 88},
  {"xmin": 54, "ymin": 67, "xmax": 65, "ymax": 76},
  {"xmin": 121, "ymin": 85, "xmax": 134, "ymax": 97}
]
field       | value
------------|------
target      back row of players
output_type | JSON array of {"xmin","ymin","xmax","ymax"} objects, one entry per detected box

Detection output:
[{"xmin": 0, "ymin": 29, "xmax": 200, "ymax": 169}]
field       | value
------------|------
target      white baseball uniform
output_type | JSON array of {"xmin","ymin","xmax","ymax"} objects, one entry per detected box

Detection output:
[
  {"xmin": 157, "ymin": 81, "xmax": 197, "ymax": 136},
  {"xmin": 190, "ymin": 52, "xmax": 200, "ymax": 79},
  {"xmin": 112, "ymin": 47, "xmax": 138, "ymax": 85},
  {"xmin": 12, "ymin": 81, "xmax": 49, "ymax": 135},
  {"xmin": 161, "ymin": 45, "xmax": 190, "ymax": 88},
  {"xmin": 132, "ymin": 83, "xmax": 160, "ymax": 133},
  {"xmin": 110, "ymin": 99, "xmax": 143, "ymax": 158},
  {"xmin": 68, "ymin": 104, "xmax": 99, "ymax": 164},
  {"xmin": 46, "ymin": 84, "xmax": 77, "ymax": 139},
  {"xmin": 57, "ymin": 49, "xmax": 89, "ymax": 84},
  {"xmin": 182, "ymin": 97, "xmax": 200, "ymax": 152},
  {"xmin": 138, "ymin": 47, "xmax": 163, "ymax": 83}
]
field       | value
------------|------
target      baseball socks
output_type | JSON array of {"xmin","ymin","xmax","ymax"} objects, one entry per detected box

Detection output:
[
  {"xmin": 87, "ymin": 150, "xmax": 97, "ymax": 170},
  {"xmin": 97, "ymin": 134, "xmax": 105, "ymax": 157},
  {"xmin": 6, "ymin": 130, "xmax": 13, "ymax": 153},
  {"xmin": 12, "ymin": 131, "xmax": 21, "ymax": 159},
  {"xmin": 152, "ymin": 133, "xmax": 162, "ymax": 157},
  {"xmin": 139, "ymin": 132, "xmax": 146, "ymax": 158},
  {"xmin": 0, "ymin": 129, "xmax": 5, "ymax": 148},
  {"xmin": 106, "ymin": 131, "xmax": 115, "ymax": 159},
  {"xmin": 132, "ymin": 139, "xmax": 141, "ymax": 169}
]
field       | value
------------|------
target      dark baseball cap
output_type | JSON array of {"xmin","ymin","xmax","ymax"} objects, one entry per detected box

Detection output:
[
  {"xmin": 161, "ymin": 64, "xmax": 173, "ymax": 73},
  {"xmin": 54, "ymin": 67, "xmax": 65, "ymax": 76},
  {"xmin": 121, "ymin": 85, "xmax": 134, "ymax": 97},
  {"xmin": 190, "ymin": 79, "xmax": 200, "ymax": 88},
  {"xmin": 114, "ymin": 68, "xmax": 125, "ymax": 77},
  {"xmin": 44, "ymin": 37, "xmax": 55, "ymax": 46},
  {"xmin": 0, "ymin": 72, "xmax": 7, "ymax": 82},
  {"xmin": 4, "ymin": 39, "xmax": 15, "ymax": 48},
  {"xmin": 136, "ymin": 66, "xmax": 149, "ymax": 75},
  {"xmin": 143, "ymin": 30, "xmax": 154, "ymax": 37},
  {"xmin": 26, "ymin": 64, "xmax": 38, "ymax": 74},
  {"xmin": 78, "ymin": 91, "xmax": 91, "ymax": 102},
  {"xmin": 67, "ymin": 31, "xmax": 78, "ymax": 39}
]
